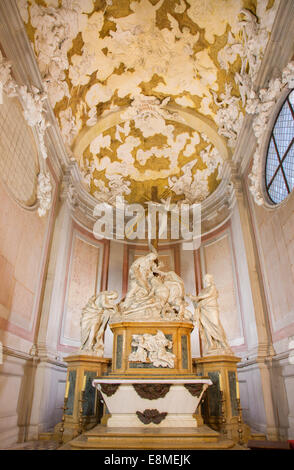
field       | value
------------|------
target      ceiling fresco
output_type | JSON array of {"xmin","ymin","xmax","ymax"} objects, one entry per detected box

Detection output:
[{"xmin": 16, "ymin": 0, "xmax": 280, "ymax": 205}]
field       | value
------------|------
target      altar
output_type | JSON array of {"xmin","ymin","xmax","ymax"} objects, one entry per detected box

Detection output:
[
  {"xmin": 93, "ymin": 377, "xmax": 211, "ymax": 428},
  {"xmin": 60, "ymin": 249, "xmax": 250, "ymax": 449}
]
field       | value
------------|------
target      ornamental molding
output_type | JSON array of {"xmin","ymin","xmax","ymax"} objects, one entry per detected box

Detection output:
[
  {"xmin": 120, "ymin": 95, "xmax": 184, "ymax": 139},
  {"xmin": 214, "ymin": 7, "xmax": 274, "ymax": 149},
  {"xmin": 100, "ymin": 383, "xmax": 120, "ymax": 397},
  {"xmin": 133, "ymin": 383, "xmax": 171, "ymax": 400},
  {"xmin": 7, "ymin": 0, "xmax": 281, "ymax": 218},
  {"xmin": 0, "ymin": 50, "xmax": 52, "ymax": 216},
  {"xmin": 61, "ymin": 158, "xmax": 236, "ymax": 240},
  {"xmin": 184, "ymin": 383, "xmax": 204, "ymax": 398},
  {"xmin": 37, "ymin": 171, "xmax": 53, "ymax": 217},
  {"xmin": 167, "ymin": 134, "xmax": 223, "ymax": 205},
  {"xmin": 0, "ymin": 52, "xmax": 50, "ymax": 159},
  {"xmin": 136, "ymin": 409, "xmax": 167, "ymax": 425},
  {"xmin": 247, "ymin": 61, "xmax": 294, "ymax": 206}
]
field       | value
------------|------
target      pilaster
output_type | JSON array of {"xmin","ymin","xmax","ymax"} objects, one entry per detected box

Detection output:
[{"xmin": 230, "ymin": 169, "xmax": 278, "ymax": 438}]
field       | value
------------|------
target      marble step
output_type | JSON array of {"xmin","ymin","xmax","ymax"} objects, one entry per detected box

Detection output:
[{"xmin": 68, "ymin": 425, "xmax": 235, "ymax": 450}]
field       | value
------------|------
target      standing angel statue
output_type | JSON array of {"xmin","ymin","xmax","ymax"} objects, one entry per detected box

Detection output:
[
  {"xmin": 188, "ymin": 274, "xmax": 233, "ymax": 357},
  {"xmin": 80, "ymin": 291, "xmax": 118, "ymax": 356}
]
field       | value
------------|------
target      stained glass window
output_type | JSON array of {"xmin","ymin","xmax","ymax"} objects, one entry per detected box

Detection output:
[{"xmin": 265, "ymin": 90, "xmax": 294, "ymax": 204}]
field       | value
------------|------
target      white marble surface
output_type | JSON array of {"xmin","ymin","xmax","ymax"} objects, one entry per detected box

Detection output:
[
  {"xmin": 93, "ymin": 378, "xmax": 212, "ymax": 428},
  {"xmin": 93, "ymin": 378, "xmax": 212, "ymax": 385}
]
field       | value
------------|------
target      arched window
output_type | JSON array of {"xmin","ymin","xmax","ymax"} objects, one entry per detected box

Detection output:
[
  {"xmin": 0, "ymin": 93, "xmax": 39, "ymax": 207},
  {"xmin": 265, "ymin": 89, "xmax": 294, "ymax": 205}
]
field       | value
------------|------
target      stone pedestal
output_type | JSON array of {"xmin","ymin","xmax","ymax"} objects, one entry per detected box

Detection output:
[
  {"xmin": 194, "ymin": 355, "xmax": 250, "ymax": 443},
  {"xmin": 54, "ymin": 354, "xmax": 110, "ymax": 442}
]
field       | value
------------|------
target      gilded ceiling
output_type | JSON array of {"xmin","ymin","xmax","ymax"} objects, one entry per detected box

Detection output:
[{"xmin": 17, "ymin": 0, "xmax": 280, "ymax": 205}]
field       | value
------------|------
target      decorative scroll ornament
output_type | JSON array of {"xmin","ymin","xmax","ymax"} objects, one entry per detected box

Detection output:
[
  {"xmin": 215, "ymin": 8, "xmax": 274, "ymax": 148},
  {"xmin": 0, "ymin": 51, "xmax": 52, "ymax": 216},
  {"xmin": 37, "ymin": 172, "xmax": 52, "ymax": 217},
  {"xmin": 167, "ymin": 136, "xmax": 223, "ymax": 204},
  {"xmin": 247, "ymin": 62, "xmax": 294, "ymax": 205},
  {"xmin": 0, "ymin": 54, "xmax": 17, "ymax": 97},
  {"xmin": 100, "ymin": 383, "xmax": 120, "ymax": 397},
  {"xmin": 184, "ymin": 383, "xmax": 204, "ymax": 397},
  {"xmin": 136, "ymin": 409, "xmax": 167, "ymax": 425},
  {"xmin": 212, "ymin": 85, "xmax": 243, "ymax": 149},
  {"xmin": 0, "ymin": 52, "xmax": 50, "ymax": 160},
  {"xmin": 18, "ymin": 85, "xmax": 50, "ymax": 160},
  {"xmin": 121, "ymin": 95, "xmax": 183, "ymax": 138},
  {"xmin": 59, "ymin": 107, "xmax": 78, "ymax": 147},
  {"xmin": 133, "ymin": 384, "xmax": 171, "ymax": 400}
]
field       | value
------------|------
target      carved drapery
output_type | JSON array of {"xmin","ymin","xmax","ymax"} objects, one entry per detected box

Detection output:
[
  {"xmin": 100, "ymin": 383, "xmax": 120, "ymax": 397},
  {"xmin": 136, "ymin": 409, "xmax": 168, "ymax": 425},
  {"xmin": 133, "ymin": 384, "xmax": 171, "ymax": 400},
  {"xmin": 184, "ymin": 383, "xmax": 203, "ymax": 397}
]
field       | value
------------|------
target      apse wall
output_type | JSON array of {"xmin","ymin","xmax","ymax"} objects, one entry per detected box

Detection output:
[
  {"xmin": 0, "ymin": 173, "xmax": 58, "ymax": 447},
  {"xmin": 246, "ymin": 179, "xmax": 294, "ymax": 439},
  {"xmin": 104, "ymin": 219, "xmax": 251, "ymax": 360},
  {"xmin": 0, "ymin": 186, "xmax": 269, "ymax": 447},
  {"xmin": 57, "ymin": 223, "xmax": 248, "ymax": 360}
]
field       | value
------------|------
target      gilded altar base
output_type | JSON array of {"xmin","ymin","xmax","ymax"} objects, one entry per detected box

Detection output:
[
  {"xmin": 90, "ymin": 321, "xmax": 211, "ymax": 431},
  {"xmin": 194, "ymin": 355, "xmax": 251, "ymax": 443},
  {"xmin": 54, "ymin": 355, "xmax": 110, "ymax": 443}
]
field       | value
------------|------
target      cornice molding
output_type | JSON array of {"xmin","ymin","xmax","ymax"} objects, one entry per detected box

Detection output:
[{"xmin": 61, "ymin": 158, "xmax": 236, "ymax": 241}]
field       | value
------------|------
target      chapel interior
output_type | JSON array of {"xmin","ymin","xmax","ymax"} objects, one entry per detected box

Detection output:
[{"xmin": 0, "ymin": 0, "xmax": 294, "ymax": 451}]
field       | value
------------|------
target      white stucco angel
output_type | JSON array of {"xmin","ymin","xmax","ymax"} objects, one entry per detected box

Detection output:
[
  {"xmin": 188, "ymin": 274, "xmax": 233, "ymax": 357},
  {"xmin": 80, "ymin": 291, "xmax": 118, "ymax": 356}
]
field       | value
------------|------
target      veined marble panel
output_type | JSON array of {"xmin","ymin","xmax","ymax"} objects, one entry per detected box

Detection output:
[
  {"xmin": 60, "ymin": 231, "xmax": 104, "ymax": 348},
  {"xmin": 0, "ymin": 178, "xmax": 50, "ymax": 334},
  {"xmin": 200, "ymin": 231, "xmax": 243, "ymax": 347},
  {"xmin": 249, "ymin": 190, "xmax": 294, "ymax": 337}
]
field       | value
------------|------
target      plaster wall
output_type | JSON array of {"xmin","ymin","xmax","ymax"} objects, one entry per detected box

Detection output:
[
  {"xmin": 247, "ymin": 185, "xmax": 294, "ymax": 439},
  {"xmin": 0, "ymin": 176, "xmax": 57, "ymax": 447}
]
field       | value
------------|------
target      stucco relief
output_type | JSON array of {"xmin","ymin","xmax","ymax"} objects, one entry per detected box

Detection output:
[
  {"xmin": 16, "ymin": 0, "xmax": 279, "ymax": 206},
  {"xmin": 37, "ymin": 172, "xmax": 52, "ymax": 217},
  {"xmin": 0, "ymin": 51, "xmax": 52, "ymax": 216},
  {"xmin": 247, "ymin": 62, "xmax": 294, "ymax": 205},
  {"xmin": 214, "ymin": 5, "xmax": 278, "ymax": 148},
  {"xmin": 83, "ymin": 121, "xmax": 223, "ymax": 206},
  {"xmin": 129, "ymin": 330, "xmax": 176, "ymax": 368}
]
